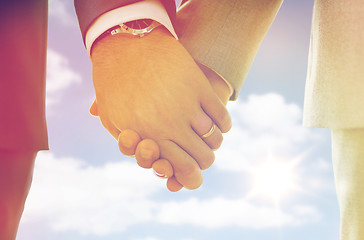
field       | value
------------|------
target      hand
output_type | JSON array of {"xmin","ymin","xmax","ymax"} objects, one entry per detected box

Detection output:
[
  {"xmin": 91, "ymin": 27, "xmax": 231, "ymax": 189},
  {"xmin": 106, "ymin": 65, "xmax": 231, "ymax": 192},
  {"xmin": 124, "ymin": 66, "xmax": 231, "ymax": 191}
]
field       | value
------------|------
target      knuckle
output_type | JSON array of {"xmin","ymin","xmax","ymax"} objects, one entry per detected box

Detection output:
[{"xmin": 194, "ymin": 114, "xmax": 213, "ymax": 136}]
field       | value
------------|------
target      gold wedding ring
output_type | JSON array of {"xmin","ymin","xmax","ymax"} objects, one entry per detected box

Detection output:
[
  {"xmin": 153, "ymin": 170, "xmax": 168, "ymax": 179},
  {"xmin": 200, "ymin": 123, "xmax": 216, "ymax": 139}
]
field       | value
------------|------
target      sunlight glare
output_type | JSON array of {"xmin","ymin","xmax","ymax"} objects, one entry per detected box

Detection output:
[{"xmin": 247, "ymin": 154, "xmax": 302, "ymax": 203}]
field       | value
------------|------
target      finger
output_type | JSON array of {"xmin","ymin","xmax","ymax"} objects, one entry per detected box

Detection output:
[
  {"xmin": 167, "ymin": 176, "xmax": 183, "ymax": 192},
  {"xmin": 118, "ymin": 129, "xmax": 142, "ymax": 156},
  {"xmin": 89, "ymin": 99, "xmax": 99, "ymax": 116},
  {"xmin": 208, "ymin": 75, "xmax": 231, "ymax": 105},
  {"xmin": 178, "ymin": 129, "xmax": 215, "ymax": 171},
  {"xmin": 135, "ymin": 139, "xmax": 160, "ymax": 168},
  {"xmin": 198, "ymin": 62, "xmax": 231, "ymax": 105},
  {"xmin": 201, "ymin": 124, "xmax": 223, "ymax": 151},
  {"xmin": 152, "ymin": 159, "xmax": 173, "ymax": 178},
  {"xmin": 200, "ymin": 91, "xmax": 232, "ymax": 133},
  {"xmin": 191, "ymin": 113, "xmax": 223, "ymax": 151},
  {"xmin": 159, "ymin": 140, "xmax": 203, "ymax": 190}
]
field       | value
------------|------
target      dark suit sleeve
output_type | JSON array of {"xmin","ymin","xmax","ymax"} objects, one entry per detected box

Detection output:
[
  {"xmin": 0, "ymin": 0, "xmax": 48, "ymax": 151},
  {"xmin": 74, "ymin": 0, "xmax": 176, "ymax": 43}
]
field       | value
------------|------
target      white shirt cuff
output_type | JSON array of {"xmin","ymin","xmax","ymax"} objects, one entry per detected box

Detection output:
[{"xmin": 85, "ymin": 0, "xmax": 178, "ymax": 58}]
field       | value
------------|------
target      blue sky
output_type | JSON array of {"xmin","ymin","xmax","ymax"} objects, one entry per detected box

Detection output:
[{"xmin": 17, "ymin": 1, "xmax": 340, "ymax": 240}]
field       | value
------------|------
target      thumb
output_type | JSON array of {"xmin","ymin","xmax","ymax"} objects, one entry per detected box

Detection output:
[{"xmin": 89, "ymin": 99, "xmax": 99, "ymax": 116}]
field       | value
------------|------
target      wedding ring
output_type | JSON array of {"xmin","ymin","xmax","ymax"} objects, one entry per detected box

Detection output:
[
  {"xmin": 153, "ymin": 170, "xmax": 168, "ymax": 179},
  {"xmin": 200, "ymin": 123, "xmax": 216, "ymax": 139}
]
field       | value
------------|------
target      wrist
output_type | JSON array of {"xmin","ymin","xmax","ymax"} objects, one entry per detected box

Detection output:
[
  {"xmin": 91, "ymin": 25, "xmax": 174, "ymax": 62},
  {"xmin": 84, "ymin": 0, "xmax": 178, "ymax": 57}
]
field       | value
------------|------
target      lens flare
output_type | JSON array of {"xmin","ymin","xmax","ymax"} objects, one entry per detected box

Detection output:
[{"xmin": 247, "ymin": 153, "xmax": 303, "ymax": 204}]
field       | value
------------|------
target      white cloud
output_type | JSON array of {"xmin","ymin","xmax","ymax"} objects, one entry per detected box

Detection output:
[
  {"xmin": 133, "ymin": 238, "xmax": 193, "ymax": 240},
  {"xmin": 49, "ymin": 0, "xmax": 76, "ymax": 26},
  {"xmin": 21, "ymin": 150, "xmax": 321, "ymax": 236},
  {"xmin": 20, "ymin": 94, "xmax": 329, "ymax": 236},
  {"xmin": 22, "ymin": 152, "xmax": 162, "ymax": 236},
  {"xmin": 215, "ymin": 93, "xmax": 322, "ymax": 172},
  {"xmin": 134, "ymin": 238, "xmax": 163, "ymax": 240},
  {"xmin": 211, "ymin": 93, "xmax": 334, "ymax": 203},
  {"xmin": 156, "ymin": 197, "xmax": 320, "ymax": 229},
  {"xmin": 134, "ymin": 238, "xmax": 196, "ymax": 240},
  {"xmin": 46, "ymin": 49, "xmax": 82, "ymax": 106}
]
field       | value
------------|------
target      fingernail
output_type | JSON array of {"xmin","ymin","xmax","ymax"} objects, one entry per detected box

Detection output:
[{"xmin": 141, "ymin": 148, "xmax": 153, "ymax": 159}]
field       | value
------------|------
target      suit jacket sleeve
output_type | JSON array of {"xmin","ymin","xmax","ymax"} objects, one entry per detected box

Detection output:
[
  {"xmin": 176, "ymin": 0, "xmax": 283, "ymax": 100},
  {"xmin": 0, "ymin": 0, "xmax": 49, "ymax": 151},
  {"xmin": 74, "ymin": 0, "xmax": 176, "ymax": 43},
  {"xmin": 303, "ymin": 0, "xmax": 364, "ymax": 128}
]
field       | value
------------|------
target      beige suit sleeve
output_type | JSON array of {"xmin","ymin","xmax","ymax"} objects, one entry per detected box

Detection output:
[
  {"xmin": 303, "ymin": 0, "xmax": 364, "ymax": 128},
  {"xmin": 332, "ymin": 129, "xmax": 364, "ymax": 240},
  {"xmin": 175, "ymin": 0, "xmax": 283, "ymax": 100}
]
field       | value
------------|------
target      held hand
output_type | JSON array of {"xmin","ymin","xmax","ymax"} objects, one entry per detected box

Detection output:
[
  {"xmin": 91, "ymin": 67, "xmax": 230, "ymax": 191},
  {"xmin": 91, "ymin": 27, "xmax": 231, "ymax": 190},
  {"xmin": 120, "ymin": 66, "xmax": 231, "ymax": 192},
  {"xmin": 91, "ymin": 105, "xmax": 184, "ymax": 191}
]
